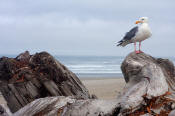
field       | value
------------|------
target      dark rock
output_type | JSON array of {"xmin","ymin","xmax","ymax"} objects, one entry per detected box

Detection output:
[{"xmin": 0, "ymin": 51, "xmax": 90, "ymax": 113}]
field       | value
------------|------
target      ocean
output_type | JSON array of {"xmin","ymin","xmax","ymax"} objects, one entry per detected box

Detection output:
[
  {"xmin": 1, "ymin": 54, "xmax": 175, "ymax": 78},
  {"xmin": 55, "ymin": 55, "xmax": 175, "ymax": 78},
  {"xmin": 55, "ymin": 56, "xmax": 124, "ymax": 78}
]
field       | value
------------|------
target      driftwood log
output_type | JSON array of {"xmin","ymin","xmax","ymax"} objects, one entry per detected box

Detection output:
[
  {"xmin": 0, "ymin": 92, "xmax": 12, "ymax": 116},
  {"xmin": 1, "ymin": 51, "xmax": 175, "ymax": 116},
  {"xmin": 0, "ymin": 51, "xmax": 90, "ymax": 113},
  {"xmin": 117, "ymin": 52, "xmax": 175, "ymax": 115}
]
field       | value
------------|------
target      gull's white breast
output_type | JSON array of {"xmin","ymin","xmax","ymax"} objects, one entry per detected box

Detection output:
[{"xmin": 132, "ymin": 23, "xmax": 152, "ymax": 42}]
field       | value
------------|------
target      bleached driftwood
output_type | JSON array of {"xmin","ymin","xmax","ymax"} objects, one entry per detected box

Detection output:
[
  {"xmin": 116, "ymin": 52, "xmax": 175, "ymax": 115},
  {"xmin": 0, "ymin": 51, "xmax": 90, "ymax": 113},
  {"xmin": 2, "ymin": 52, "xmax": 175, "ymax": 116},
  {"xmin": 14, "ymin": 96, "xmax": 118, "ymax": 116},
  {"xmin": 13, "ymin": 96, "xmax": 76, "ymax": 116},
  {"xmin": 0, "ymin": 92, "xmax": 12, "ymax": 116},
  {"xmin": 59, "ymin": 52, "xmax": 175, "ymax": 115}
]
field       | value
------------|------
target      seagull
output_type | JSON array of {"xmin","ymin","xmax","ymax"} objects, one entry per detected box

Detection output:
[{"xmin": 117, "ymin": 17, "xmax": 152, "ymax": 53}]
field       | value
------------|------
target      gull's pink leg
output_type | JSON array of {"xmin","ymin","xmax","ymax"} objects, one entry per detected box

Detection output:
[
  {"xmin": 134, "ymin": 42, "xmax": 140, "ymax": 54},
  {"xmin": 139, "ymin": 42, "xmax": 143, "ymax": 53}
]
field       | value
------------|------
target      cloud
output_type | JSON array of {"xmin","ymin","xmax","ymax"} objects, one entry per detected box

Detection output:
[{"xmin": 0, "ymin": 0, "xmax": 175, "ymax": 56}]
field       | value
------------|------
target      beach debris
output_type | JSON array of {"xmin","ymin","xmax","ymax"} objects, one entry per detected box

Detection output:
[
  {"xmin": 14, "ymin": 96, "xmax": 117, "ymax": 116},
  {"xmin": 0, "ymin": 51, "xmax": 90, "ymax": 113},
  {"xmin": 126, "ymin": 92, "xmax": 173, "ymax": 116},
  {"xmin": 115, "ymin": 52, "xmax": 175, "ymax": 115},
  {"xmin": 1, "ymin": 51, "xmax": 175, "ymax": 116}
]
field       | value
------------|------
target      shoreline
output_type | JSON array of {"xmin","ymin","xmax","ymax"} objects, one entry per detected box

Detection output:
[
  {"xmin": 79, "ymin": 76, "xmax": 123, "ymax": 80},
  {"xmin": 80, "ymin": 77, "xmax": 125, "ymax": 99},
  {"xmin": 76, "ymin": 73, "xmax": 123, "ymax": 79}
]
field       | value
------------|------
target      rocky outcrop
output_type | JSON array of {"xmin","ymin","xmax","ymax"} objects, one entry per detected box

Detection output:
[{"xmin": 0, "ymin": 51, "xmax": 90, "ymax": 113}]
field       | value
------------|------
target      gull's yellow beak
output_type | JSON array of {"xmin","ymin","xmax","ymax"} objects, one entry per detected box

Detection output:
[{"xmin": 135, "ymin": 20, "xmax": 141, "ymax": 24}]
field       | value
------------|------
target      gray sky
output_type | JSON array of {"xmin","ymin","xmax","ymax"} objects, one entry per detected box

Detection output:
[{"xmin": 0, "ymin": 0, "xmax": 175, "ymax": 56}]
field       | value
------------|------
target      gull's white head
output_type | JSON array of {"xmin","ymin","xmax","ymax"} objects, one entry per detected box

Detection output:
[{"xmin": 135, "ymin": 17, "xmax": 148, "ymax": 24}]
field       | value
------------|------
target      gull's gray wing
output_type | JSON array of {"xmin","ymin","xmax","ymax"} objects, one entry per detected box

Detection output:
[{"xmin": 117, "ymin": 26, "xmax": 138, "ymax": 47}]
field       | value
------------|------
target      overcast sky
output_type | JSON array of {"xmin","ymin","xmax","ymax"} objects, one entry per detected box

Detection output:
[{"xmin": 0, "ymin": 0, "xmax": 175, "ymax": 56}]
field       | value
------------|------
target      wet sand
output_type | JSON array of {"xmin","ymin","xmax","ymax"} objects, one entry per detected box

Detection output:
[{"xmin": 81, "ymin": 77, "xmax": 125, "ymax": 99}]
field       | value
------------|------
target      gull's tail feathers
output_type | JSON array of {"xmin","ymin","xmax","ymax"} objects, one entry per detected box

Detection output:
[{"xmin": 116, "ymin": 40, "xmax": 129, "ymax": 47}]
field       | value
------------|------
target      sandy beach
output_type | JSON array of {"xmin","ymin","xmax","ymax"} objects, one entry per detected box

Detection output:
[{"xmin": 81, "ymin": 77, "xmax": 125, "ymax": 99}]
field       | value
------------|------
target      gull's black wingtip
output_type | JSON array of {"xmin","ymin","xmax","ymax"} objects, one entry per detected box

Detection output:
[{"xmin": 116, "ymin": 40, "xmax": 123, "ymax": 46}]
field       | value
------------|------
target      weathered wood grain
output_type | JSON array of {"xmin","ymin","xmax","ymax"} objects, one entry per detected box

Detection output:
[
  {"xmin": 0, "ymin": 51, "xmax": 90, "ymax": 113},
  {"xmin": 1, "ymin": 51, "xmax": 175, "ymax": 116}
]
